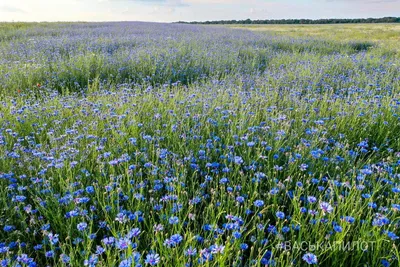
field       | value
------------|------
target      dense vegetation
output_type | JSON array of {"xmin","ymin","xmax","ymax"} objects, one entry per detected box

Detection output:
[
  {"xmin": 179, "ymin": 17, "xmax": 400, "ymax": 25},
  {"xmin": 0, "ymin": 22, "xmax": 400, "ymax": 266}
]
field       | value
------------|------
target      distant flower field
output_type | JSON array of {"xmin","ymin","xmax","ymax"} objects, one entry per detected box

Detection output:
[{"xmin": 0, "ymin": 22, "xmax": 400, "ymax": 266}]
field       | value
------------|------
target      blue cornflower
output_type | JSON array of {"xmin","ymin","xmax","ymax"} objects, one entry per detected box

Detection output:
[
  {"xmin": 145, "ymin": 253, "xmax": 160, "ymax": 266},
  {"xmin": 372, "ymin": 216, "xmax": 390, "ymax": 227},
  {"xmin": 127, "ymin": 228, "xmax": 141, "ymax": 239},
  {"xmin": 169, "ymin": 216, "xmax": 179, "ymax": 225},
  {"xmin": 236, "ymin": 196, "xmax": 245, "ymax": 204},
  {"xmin": 392, "ymin": 204, "xmax": 400, "ymax": 211},
  {"xmin": 234, "ymin": 156, "xmax": 243, "ymax": 164},
  {"xmin": 185, "ymin": 247, "xmax": 197, "ymax": 256},
  {"xmin": 343, "ymin": 216, "xmax": 355, "ymax": 223},
  {"xmin": 3, "ymin": 225, "xmax": 15, "ymax": 232},
  {"xmin": 254, "ymin": 200, "xmax": 264, "ymax": 208},
  {"xmin": 45, "ymin": 250, "xmax": 55, "ymax": 258},
  {"xmin": 392, "ymin": 187, "xmax": 400, "ymax": 193},
  {"xmin": 319, "ymin": 202, "xmax": 333, "ymax": 214},
  {"xmin": 84, "ymin": 254, "xmax": 99, "ymax": 267},
  {"xmin": 61, "ymin": 254, "xmax": 70, "ymax": 263},
  {"xmin": 16, "ymin": 254, "xmax": 32, "ymax": 264},
  {"xmin": 219, "ymin": 177, "xmax": 229, "ymax": 184},
  {"xmin": 333, "ymin": 225, "xmax": 342, "ymax": 233},
  {"xmin": 210, "ymin": 244, "xmax": 225, "ymax": 254},
  {"xmin": 48, "ymin": 233, "xmax": 59, "ymax": 245},
  {"xmin": 300, "ymin": 163, "xmax": 308, "ymax": 171},
  {"xmin": 102, "ymin": 237, "xmax": 115, "ymax": 246},
  {"xmin": 307, "ymin": 196, "xmax": 317, "ymax": 203},
  {"xmin": 276, "ymin": 211, "xmax": 285, "ymax": 219},
  {"xmin": 233, "ymin": 231, "xmax": 242, "ymax": 239},
  {"xmin": 240, "ymin": 243, "xmax": 248, "ymax": 250},
  {"xmin": 247, "ymin": 141, "xmax": 255, "ymax": 147},
  {"xmin": 1, "ymin": 259, "xmax": 9, "ymax": 267},
  {"xmin": 86, "ymin": 186, "xmax": 95, "ymax": 194},
  {"xmin": 33, "ymin": 244, "xmax": 43, "ymax": 251},
  {"xmin": 129, "ymin": 138, "xmax": 137, "ymax": 145},
  {"xmin": 14, "ymin": 195, "xmax": 27, "ymax": 202},
  {"xmin": 77, "ymin": 222, "xmax": 88, "ymax": 231},
  {"xmin": 95, "ymin": 246, "xmax": 105, "ymax": 255},
  {"xmin": 381, "ymin": 259, "xmax": 390, "ymax": 267},
  {"xmin": 164, "ymin": 234, "xmax": 183, "ymax": 247},
  {"xmin": 302, "ymin": 253, "xmax": 318, "ymax": 265},
  {"xmin": 116, "ymin": 237, "xmax": 131, "ymax": 250},
  {"xmin": 119, "ymin": 258, "xmax": 132, "ymax": 267},
  {"xmin": 170, "ymin": 234, "xmax": 183, "ymax": 244},
  {"xmin": 387, "ymin": 231, "xmax": 399, "ymax": 240}
]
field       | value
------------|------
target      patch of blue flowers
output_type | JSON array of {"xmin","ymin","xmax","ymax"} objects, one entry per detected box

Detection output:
[{"xmin": 0, "ymin": 22, "xmax": 400, "ymax": 266}]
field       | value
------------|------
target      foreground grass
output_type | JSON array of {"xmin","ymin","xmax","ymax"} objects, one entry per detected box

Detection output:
[{"xmin": 0, "ymin": 22, "xmax": 400, "ymax": 266}]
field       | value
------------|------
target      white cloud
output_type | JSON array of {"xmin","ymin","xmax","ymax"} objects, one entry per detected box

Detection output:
[{"xmin": 0, "ymin": 5, "xmax": 26, "ymax": 13}]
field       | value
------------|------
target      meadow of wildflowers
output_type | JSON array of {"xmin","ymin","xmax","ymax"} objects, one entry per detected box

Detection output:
[{"xmin": 0, "ymin": 22, "xmax": 400, "ymax": 266}]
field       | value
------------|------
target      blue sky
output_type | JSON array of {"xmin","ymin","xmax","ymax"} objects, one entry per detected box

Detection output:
[{"xmin": 0, "ymin": 0, "xmax": 399, "ymax": 22}]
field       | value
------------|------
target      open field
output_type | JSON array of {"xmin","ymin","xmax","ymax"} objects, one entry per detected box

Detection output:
[
  {"xmin": 0, "ymin": 22, "xmax": 400, "ymax": 266},
  {"xmin": 229, "ymin": 23, "xmax": 400, "ymax": 41},
  {"xmin": 230, "ymin": 23, "xmax": 400, "ymax": 55}
]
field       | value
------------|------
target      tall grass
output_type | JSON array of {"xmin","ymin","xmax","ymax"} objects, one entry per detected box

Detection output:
[
  {"xmin": 0, "ymin": 22, "xmax": 399, "ymax": 266},
  {"xmin": 1, "ymin": 22, "xmax": 396, "ymax": 96}
]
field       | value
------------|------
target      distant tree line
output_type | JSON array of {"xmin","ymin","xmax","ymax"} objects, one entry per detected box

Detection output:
[{"xmin": 177, "ymin": 17, "xmax": 400, "ymax": 25}]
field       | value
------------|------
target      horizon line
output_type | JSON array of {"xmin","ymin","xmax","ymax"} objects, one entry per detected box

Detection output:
[{"xmin": 1, "ymin": 16, "xmax": 399, "ymax": 24}]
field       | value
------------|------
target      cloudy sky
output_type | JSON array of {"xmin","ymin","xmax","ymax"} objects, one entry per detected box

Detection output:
[{"xmin": 0, "ymin": 0, "xmax": 399, "ymax": 22}]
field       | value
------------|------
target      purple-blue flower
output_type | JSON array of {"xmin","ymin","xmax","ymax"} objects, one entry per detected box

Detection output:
[
  {"xmin": 302, "ymin": 253, "xmax": 318, "ymax": 265},
  {"xmin": 254, "ymin": 200, "xmax": 264, "ymax": 208},
  {"xmin": 145, "ymin": 253, "xmax": 160, "ymax": 266}
]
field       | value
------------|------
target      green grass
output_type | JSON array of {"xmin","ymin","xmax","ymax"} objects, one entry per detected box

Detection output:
[
  {"xmin": 0, "ymin": 22, "xmax": 400, "ymax": 266},
  {"xmin": 230, "ymin": 23, "xmax": 400, "ymax": 56}
]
